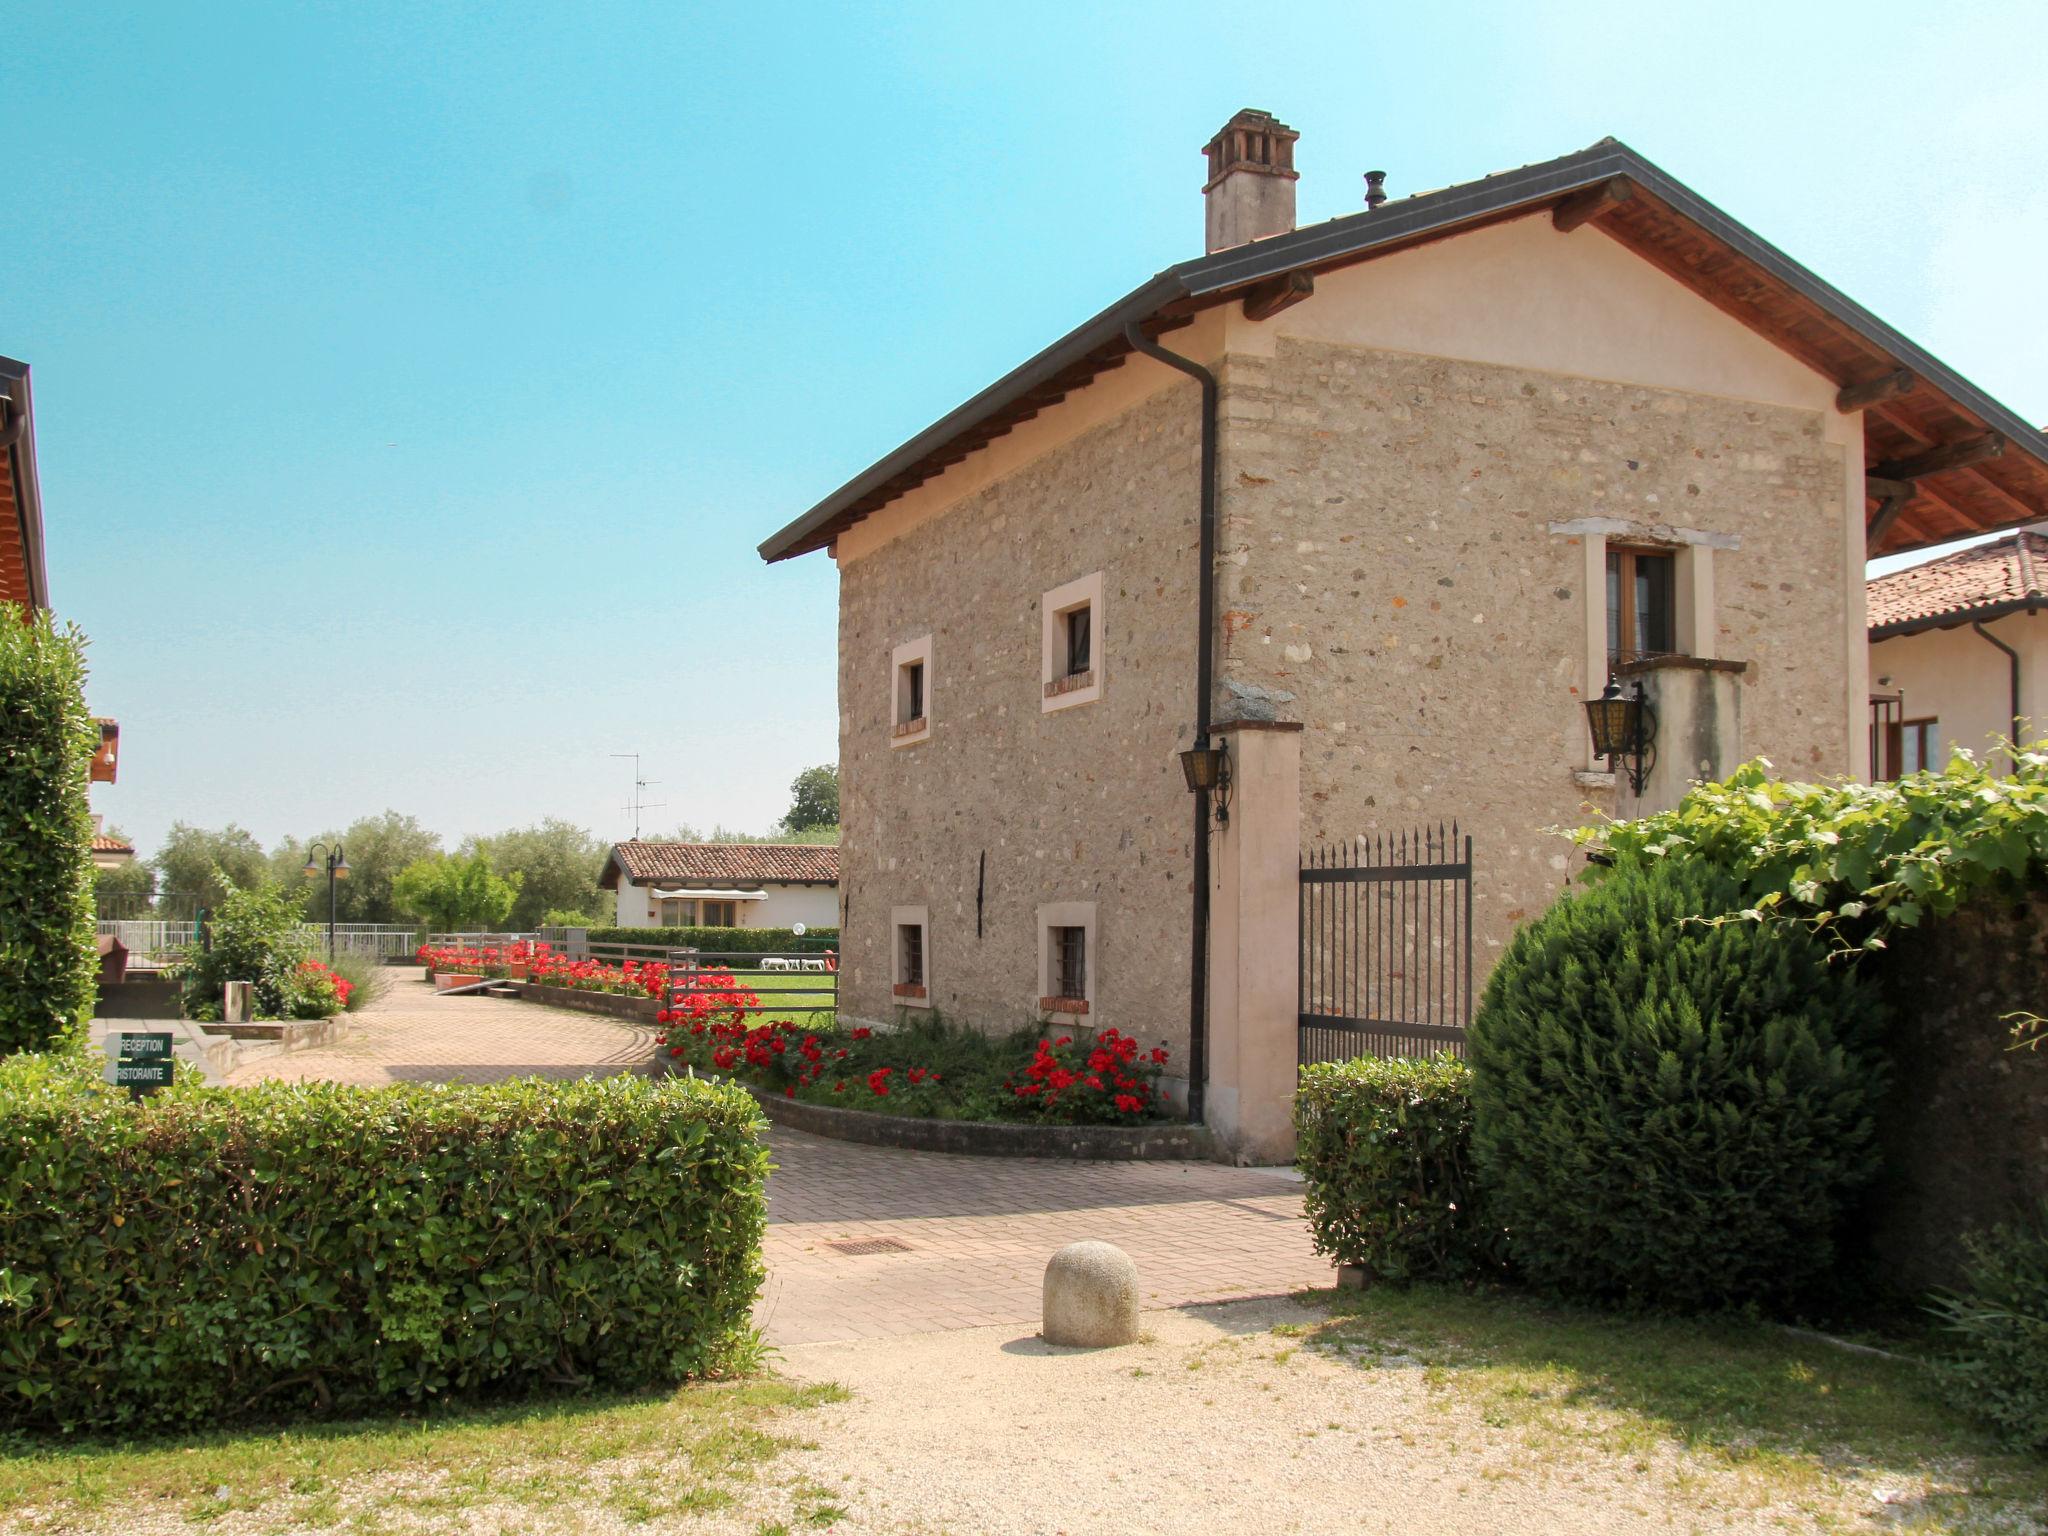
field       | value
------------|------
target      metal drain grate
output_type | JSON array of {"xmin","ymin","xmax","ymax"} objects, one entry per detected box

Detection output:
[{"xmin": 825, "ymin": 1237, "xmax": 912, "ymax": 1256}]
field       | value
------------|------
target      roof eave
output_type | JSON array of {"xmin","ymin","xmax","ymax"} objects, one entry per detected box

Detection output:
[
  {"xmin": 0, "ymin": 358, "xmax": 50, "ymax": 612},
  {"xmin": 1870, "ymin": 596, "xmax": 2045, "ymax": 640}
]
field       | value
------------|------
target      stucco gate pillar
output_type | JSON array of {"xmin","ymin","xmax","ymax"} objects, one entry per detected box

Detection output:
[{"xmin": 1204, "ymin": 720, "xmax": 1302, "ymax": 1165}]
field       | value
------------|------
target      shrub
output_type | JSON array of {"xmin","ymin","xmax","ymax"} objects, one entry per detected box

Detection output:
[
  {"xmin": 177, "ymin": 885, "xmax": 324, "ymax": 1020},
  {"xmin": 0, "ymin": 611, "xmax": 98, "ymax": 1054},
  {"xmin": 1295, "ymin": 1054, "xmax": 1493, "ymax": 1284},
  {"xmin": 1932, "ymin": 1205, "xmax": 2048, "ymax": 1451},
  {"xmin": 0, "ymin": 1064, "xmax": 768, "ymax": 1432},
  {"xmin": 1581, "ymin": 748, "xmax": 2048, "ymax": 950},
  {"xmin": 1468, "ymin": 858, "xmax": 1886, "ymax": 1314},
  {"xmin": 323, "ymin": 950, "xmax": 389, "ymax": 1012},
  {"xmin": 588, "ymin": 925, "xmax": 839, "ymax": 955}
]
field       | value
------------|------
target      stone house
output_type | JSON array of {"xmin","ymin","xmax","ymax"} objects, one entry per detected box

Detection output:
[
  {"xmin": 757, "ymin": 112, "xmax": 2048, "ymax": 1158},
  {"xmin": 1868, "ymin": 530, "xmax": 2047, "ymax": 775},
  {"xmin": 2, "ymin": 357, "xmax": 51, "ymax": 617},
  {"xmin": 599, "ymin": 841, "xmax": 839, "ymax": 931}
]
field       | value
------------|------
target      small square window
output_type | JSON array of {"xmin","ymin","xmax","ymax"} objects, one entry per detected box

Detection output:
[
  {"xmin": 891, "ymin": 905, "xmax": 930, "ymax": 1005},
  {"xmin": 1036, "ymin": 901, "xmax": 1095, "ymax": 1018},
  {"xmin": 890, "ymin": 636, "xmax": 932, "ymax": 746},
  {"xmin": 1606, "ymin": 546, "xmax": 1676, "ymax": 667},
  {"xmin": 1042, "ymin": 573, "xmax": 1104, "ymax": 713}
]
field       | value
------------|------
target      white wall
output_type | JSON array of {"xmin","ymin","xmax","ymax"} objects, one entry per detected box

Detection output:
[
  {"xmin": 1870, "ymin": 610, "xmax": 2048, "ymax": 773},
  {"xmin": 614, "ymin": 883, "xmax": 839, "ymax": 930}
]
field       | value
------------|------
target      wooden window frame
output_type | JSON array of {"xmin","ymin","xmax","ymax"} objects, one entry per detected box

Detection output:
[
  {"xmin": 890, "ymin": 635, "xmax": 932, "ymax": 747},
  {"xmin": 890, "ymin": 904, "xmax": 931, "ymax": 1006},
  {"xmin": 1041, "ymin": 572, "xmax": 1104, "ymax": 713},
  {"xmin": 1606, "ymin": 544, "xmax": 1678, "ymax": 668}
]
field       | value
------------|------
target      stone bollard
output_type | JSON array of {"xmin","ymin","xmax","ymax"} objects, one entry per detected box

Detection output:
[
  {"xmin": 222, "ymin": 980, "xmax": 254, "ymax": 1025},
  {"xmin": 1042, "ymin": 1240, "xmax": 1140, "ymax": 1348}
]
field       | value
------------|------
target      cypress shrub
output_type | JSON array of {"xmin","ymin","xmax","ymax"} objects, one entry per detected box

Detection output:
[
  {"xmin": 0, "ymin": 611, "xmax": 98, "ymax": 1054},
  {"xmin": 587, "ymin": 925, "xmax": 838, "ymax": 955},
  {"xmin": 1468, "ymin": 858, "xmax": 1884, "ymax": 1313},
  {"xmin": 1295, "ymin": 1054, "xmax": 1496, "ymax": 1284},
  {"xmin": 0, "ymin": 1064, "xmax": 769, "ymax": 1432}
]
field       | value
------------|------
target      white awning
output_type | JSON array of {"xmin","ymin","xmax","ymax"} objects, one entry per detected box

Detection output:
[{"xmin": 651, "ymin": 888, "xmax": 769, "ymax": 902}]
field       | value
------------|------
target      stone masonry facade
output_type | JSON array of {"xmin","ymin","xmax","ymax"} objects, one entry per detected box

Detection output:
[
  {"xmin": 835, "ymin": 388, "xmax": 1203, "ymax": 1061},
  {"xmin": 1214, "ymin": 336, "xmax": 1851, "ymax": 970}
]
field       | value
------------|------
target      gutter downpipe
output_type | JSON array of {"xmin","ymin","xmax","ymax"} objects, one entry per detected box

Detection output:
[
  {"xmin": 1125, "ymin": 320, "xmax": 1215, "ymax": 1125},
  {"xmin": 1972, "ymin": 618, "xmax": 2025, "ymax": 759}
]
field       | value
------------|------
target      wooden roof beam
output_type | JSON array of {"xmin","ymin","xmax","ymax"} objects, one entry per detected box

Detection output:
[
  {"xmin": 1872, "ymin": 434, "xmax": 2005, "ymax": 482},
  {"xmin": 1836, "ymin": 368, "xmax": 1917, "ymax": 414},
  {"xmin": 1241, "ymin": 270, "xmax": 1315, "ymax": 322},
  {"xmin": 1553, "ymin": 177, "xmax": 1634, "ymax": 233}
]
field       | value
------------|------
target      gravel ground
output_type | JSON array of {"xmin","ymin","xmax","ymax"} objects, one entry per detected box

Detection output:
[
  {"xmin": 766, "ymin": 1295, "xmax": 1853, "ymax": 1536},
  {"xmin": 3, "ymin": 1297, "xmax": 1939, "ymax": 1535}
]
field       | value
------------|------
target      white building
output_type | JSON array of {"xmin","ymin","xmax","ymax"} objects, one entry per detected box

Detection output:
[{"xmin": 598, "ymin": 841, "xmax": 839, "ymax": 930}]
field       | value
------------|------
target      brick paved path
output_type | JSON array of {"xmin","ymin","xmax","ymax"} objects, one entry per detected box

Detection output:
[
  {"xmin": 762, "ymin": 1131, "xmax": 1328, "ymax": 1346},
  {"xmin": 224, "ymin": 969, "xmax": 655, "ymax": 1086},
  {"xmin": 233, "ymin": 970, "xmax": 1333, "ymax": 1344}
]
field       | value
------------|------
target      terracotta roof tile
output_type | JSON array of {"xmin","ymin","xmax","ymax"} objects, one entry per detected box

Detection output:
[
  {"xmin": 608, "ymin": 841, "xmax": 838, "ymax": 886},
  {"xmin": 91, "ymin": 834, "xmax": 133, "ymax": 854},
  {"xmin": 1867, "ymin": 532, "xmax": 2048, "ymax": 635}
]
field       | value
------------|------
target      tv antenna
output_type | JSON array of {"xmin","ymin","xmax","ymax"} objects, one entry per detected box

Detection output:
[{"xmin": 610, "ymin": 752, "xmax": 665, "ymax": 840}]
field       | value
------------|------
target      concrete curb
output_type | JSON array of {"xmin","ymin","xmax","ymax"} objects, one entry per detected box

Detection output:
[{"xmin": 509, "ymin": 981, "xmax": 664, "ymax": 1024}]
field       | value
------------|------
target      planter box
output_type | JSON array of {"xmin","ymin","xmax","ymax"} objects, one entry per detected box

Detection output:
[
  {"xmin": 435, "ymin": 972, "xmax": 483, "ymax": 993},
  {"xmin": 514, "ymin": 981, "xmax": 663, "ymax": 1024},
  {"xmin": 649, "ymin": 1053, "xmax": 1213, "ymax": 1161}
]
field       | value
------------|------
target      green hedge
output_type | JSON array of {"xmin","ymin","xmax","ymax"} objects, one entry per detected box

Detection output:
[
  {"xmin": 1933, "ymin": 1204, "xmax": 2048, "ymax": 1451},
  {"xmin": 1295, "ymin": 1055, "xmax": 1494, "ymax": 1284},
  {"xmin": 0, "ymin": 611, "xmax": 98, "ymax": 1054},
  {"xmin": 1469, "ymin": 858, "xmax": 1885, "ymax": 1314},
  {"xmin": 588, "ymin": 925, "xmax": 838, "ymax": 955},
  {"xmin": 0, "ymin": 1062, "xmax": 769, "ymax": 1432}
]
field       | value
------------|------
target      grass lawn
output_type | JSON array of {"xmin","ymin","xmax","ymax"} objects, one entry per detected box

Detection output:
[
  {"xmin": 1294, "ymin": 1284, "xmax": 2048, "ymax": 1532},
  {"xmin": 0, "ymin": 1379, "xmax": 849, "ymax": 1535},
  {"xmin": 730, "ymin": 967, "xmax": 837, "ymax": 1028}
]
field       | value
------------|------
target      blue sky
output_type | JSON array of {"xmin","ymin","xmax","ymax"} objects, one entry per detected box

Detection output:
[{"xmin": 5, "ymin": 1, "xmax": 2043, "ymax": 856}]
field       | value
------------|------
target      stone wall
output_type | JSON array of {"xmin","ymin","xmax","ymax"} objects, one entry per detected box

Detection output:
[
  {"xmin": 834, "ymin": 385, "xmax": 1202, "ymax": 1059},
  {"xmin": 1213, "ymin": 336, "xmax": 1851, "ymax": 971},
  {"xmin": 1866, "ymin": 896, "xmax": 2048, "ymax": 1293}
]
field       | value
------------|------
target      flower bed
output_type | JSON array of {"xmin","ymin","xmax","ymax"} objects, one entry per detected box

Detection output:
[{"xmin": 658, "ymin": 995, "xmax": 1175, "ymax": 1126}]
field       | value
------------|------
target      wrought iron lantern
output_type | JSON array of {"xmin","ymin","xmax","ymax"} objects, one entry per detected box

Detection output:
[
  {"xmin": 1585, "ymin": 677, "xmax": 1656, "ymax": 796},
  {"xmin": 1178, "ymin": 740, "xmax": 1233, "ymax": 826}
]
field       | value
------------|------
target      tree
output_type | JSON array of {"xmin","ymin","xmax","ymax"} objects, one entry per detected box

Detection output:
[
  {"xmin": 92, "ymin": 855, "xmax": 158, "ymax": 919},
  {"xmin": 462, "ymin": 820, "xmax": 608, "ymax": 931},
  {"xmin": 781, "ymin": 764, "xmax": 839, "ymax": 834},
  {"xmin": 152, "ymin": 823, "xmax": 269, "ymax": 913},
  {"xmin": 273, "ymin": 811, "xmax": 442, "ymax": 925},
  {"xmin": 392, "ymin": 853, "xmax": 520, "ymax": 933}
]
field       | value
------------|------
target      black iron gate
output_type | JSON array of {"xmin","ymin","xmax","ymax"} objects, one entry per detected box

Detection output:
[{"xmin": 1299, "ymin": 824, "xmax": 1473, "ymax": 1064}]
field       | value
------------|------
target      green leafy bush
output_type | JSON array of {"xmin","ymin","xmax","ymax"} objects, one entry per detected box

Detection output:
[
  {"xmin": 1295, "ymin": 1055, "xmax": 1494, "ymax": 1284},
  {"xmin": 176, "ymin": 885, "xmax": 319, "ymax": 1021},
  {"xmin": 0, "ymin": 1063, "xmax": 768, "ymax": 1432},
  {"xmin": 323, "ymin": 950, "xmax": 390, "ymax": 1012},
  {"xmin": 1468, "ymin": 858, "xmax": 1886, "ymax": 1314},
  {"xmin": 0, "ymin": 611, "xmax": 98, "ymax": 1054},
  {"xmin": 1581, "ymin": 748, "xmax": 2048, "ymax": 949},
  {"xmin": 589, "ymin": 925, "xmax": 839, "ymax": 954},
  {"xmin": 1933, "ymin": 1205, "xmax": 2048, "ymax": 1451}
]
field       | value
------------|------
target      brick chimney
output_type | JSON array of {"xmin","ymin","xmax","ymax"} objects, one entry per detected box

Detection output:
[{"xmin": 1202, "ymin": 110, "xmax": 1299, "ymax": 253}]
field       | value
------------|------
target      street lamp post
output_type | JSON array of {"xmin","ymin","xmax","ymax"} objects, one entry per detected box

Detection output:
[{"xmin": 301, "ymin": 841, "xmax": 351, "ymax": 961}]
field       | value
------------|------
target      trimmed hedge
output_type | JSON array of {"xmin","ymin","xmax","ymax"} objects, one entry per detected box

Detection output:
[
  {"xmin": 1295, "ymin": 1055, "xmax": 1494, "ymax": 1284},
  {"xmin": 589, "ymin": 925, "xmax": 838, "ymax": 955},
  {"xmin": 0, "ymin": 611, "xmax": 98, "ymax": 1054},
  {"xmin": 1468, "ymin": 858, "xmax": 1885, "ymax": 1314},
  {"xmin": 0, "ymin": 1061, "xmax": 769, "ymax": 1432}
]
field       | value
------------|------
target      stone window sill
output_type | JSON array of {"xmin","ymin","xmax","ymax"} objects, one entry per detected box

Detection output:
[
  {"xmin": 1043, "ymin": 670, "xmax": 1096, "ymax": 700},
  {"xmin": 892, "ymin": 982, "xmax": 927, "ymax": 999}
]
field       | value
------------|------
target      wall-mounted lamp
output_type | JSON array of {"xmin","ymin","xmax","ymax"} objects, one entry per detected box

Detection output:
[
  {"xmin": 1179, "ymin": 740, "xmax": 1233, "ymax": 826},
  {"xmin": 1585, "ymin": 677, "xmax": 1657, "ymax": 796}
]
